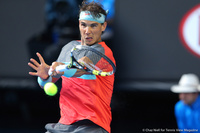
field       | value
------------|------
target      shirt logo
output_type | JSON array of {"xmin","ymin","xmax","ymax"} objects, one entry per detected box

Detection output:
[{"xmin": 179, "ymin": 4, "xmax": 200, "ymax": 58}]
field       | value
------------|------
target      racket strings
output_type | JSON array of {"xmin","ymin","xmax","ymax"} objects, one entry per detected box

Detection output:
[
  {"xmin": 72, "ymin": 49, "xmax": 114, "ymax": 73},
  {"xmin": 96, "ymin": 58, "xmax": 114, "ymax": 72}
]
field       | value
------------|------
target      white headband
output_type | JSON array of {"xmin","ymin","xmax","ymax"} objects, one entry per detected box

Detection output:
[{"xmin": 79, "ymin": 11, "xmax": 106, "ymax": 23}]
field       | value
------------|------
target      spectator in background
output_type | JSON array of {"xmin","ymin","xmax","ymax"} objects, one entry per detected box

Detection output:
[
  {"xmin": 27, "ymin": 0, "xmax": 82, "ymax": 65},
  {"xmin": 171, "ymin": 73, "xmax": 200, "ymax": 132}
]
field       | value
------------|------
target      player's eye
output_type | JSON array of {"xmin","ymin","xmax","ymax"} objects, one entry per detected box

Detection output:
[
  {"xmin": 81, "ymin": 22, "xmax": 86, "ymax": 27},
  {"xmin": 91, "ymin": 24, "xmax": 98, "ymax": 28}
]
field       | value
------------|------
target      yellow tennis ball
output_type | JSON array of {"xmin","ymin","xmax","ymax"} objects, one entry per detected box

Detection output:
[{"xmin": 44, "ymin": 82, "xmax": 58, "ymax": 96}]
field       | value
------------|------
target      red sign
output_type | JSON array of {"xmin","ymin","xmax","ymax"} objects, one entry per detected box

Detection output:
[{"xmin": 179, "ymin": 4, "xmax": 200, "ymax": 58}]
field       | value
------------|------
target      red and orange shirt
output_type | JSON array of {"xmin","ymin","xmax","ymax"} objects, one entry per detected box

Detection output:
[{"xmin": 56, "ymin": 41, "xmax": 115, "ymax": 133}]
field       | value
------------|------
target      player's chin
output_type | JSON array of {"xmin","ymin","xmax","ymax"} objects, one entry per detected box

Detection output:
[{"xmin": 85, "ymin": 40, "xmax": 95, "ymax": 46}]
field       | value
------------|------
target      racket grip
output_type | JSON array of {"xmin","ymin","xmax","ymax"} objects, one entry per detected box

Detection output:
[{"xmin": 48, "ymin": 65, "xmax": 68, "ymax": 76}]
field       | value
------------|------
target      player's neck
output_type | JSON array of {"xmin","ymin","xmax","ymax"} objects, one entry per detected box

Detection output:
[{"xmin": 81, "ymin": 39, "xmax": 102, "ymax": 46}]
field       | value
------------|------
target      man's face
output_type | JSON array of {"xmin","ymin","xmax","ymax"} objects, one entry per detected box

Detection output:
[
  {"xmin": 179, "ymin": 93, "xmax": 198, "ymax": 105},
  {"xmin": 79, "ymin": 20, "xmax": 107, "ymax": 46}
]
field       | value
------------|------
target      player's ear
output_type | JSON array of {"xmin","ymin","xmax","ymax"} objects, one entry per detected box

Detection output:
[{"xmin": 101, "ymin": 22, "xmax": 107, "ymax": 32}]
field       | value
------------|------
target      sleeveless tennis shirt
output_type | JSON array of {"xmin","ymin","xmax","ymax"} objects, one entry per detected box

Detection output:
[{"xmin": 56, "ymin": 41, "xmax": 115, "ymax": 133}]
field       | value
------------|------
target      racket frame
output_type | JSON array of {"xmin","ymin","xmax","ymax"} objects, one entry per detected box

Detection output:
[
  {"xmin": 49, "ymin": 45, "xmax": 116, "ymax": 76},
  {"xmin": 69, "ymin": 45, "xmax": 116, "ymax": 76}
]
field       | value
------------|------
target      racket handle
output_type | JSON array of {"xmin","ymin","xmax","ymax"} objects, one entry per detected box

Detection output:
[{"xmin": 48, "ymin": 65, "xmax": 68, "ymax": 76}]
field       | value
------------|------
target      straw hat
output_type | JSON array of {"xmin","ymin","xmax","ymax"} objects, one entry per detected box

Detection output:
[{"xmin": 171, "ymin": 73, "xmax": 200, "ymax": 93}]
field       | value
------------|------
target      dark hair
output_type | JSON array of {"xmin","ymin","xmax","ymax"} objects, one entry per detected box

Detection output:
[{"xmin": 79, "ymin": 0, "xmax": 107, "ymax": 21}]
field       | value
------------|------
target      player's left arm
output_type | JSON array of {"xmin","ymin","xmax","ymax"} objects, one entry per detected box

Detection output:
[{"xmin": 28, "ymin": 52, "xmax": 62, "ymax": 88}]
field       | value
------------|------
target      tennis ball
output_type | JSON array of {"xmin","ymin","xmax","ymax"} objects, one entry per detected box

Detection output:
[{"xmin": 44, "ymin": 82, "xmax": 58, "ymax": 96}]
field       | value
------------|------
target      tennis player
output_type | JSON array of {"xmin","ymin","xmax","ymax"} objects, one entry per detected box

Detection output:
[{"xmin": 28, "ymin": 1, "xmax": 115, "ymax": 133}]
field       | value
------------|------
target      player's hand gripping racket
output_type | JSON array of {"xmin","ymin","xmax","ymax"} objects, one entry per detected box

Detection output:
[{"xmin": 48, "ymin": 45, "xmax": 116, "ymax": 76}]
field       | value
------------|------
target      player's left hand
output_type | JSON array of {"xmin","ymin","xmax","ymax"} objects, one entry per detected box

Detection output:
[{"xmin": 28, "ymin": 52, "xmax": 50, "ymax": 80}]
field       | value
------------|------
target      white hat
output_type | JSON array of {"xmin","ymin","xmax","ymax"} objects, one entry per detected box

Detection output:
[{"xmin": 171, "ymin": 73, "xmax": 200, "ymax": 93}]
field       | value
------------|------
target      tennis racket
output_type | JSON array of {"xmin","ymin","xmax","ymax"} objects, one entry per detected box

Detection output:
[{"xmin": 48, "ymin": 45, "xmax": 116, "ymax": 76}]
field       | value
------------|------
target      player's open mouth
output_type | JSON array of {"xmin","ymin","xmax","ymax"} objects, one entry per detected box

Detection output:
[{"xmin": 86, "ymin": 37, "xmax": 93, "ymax": 41}]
